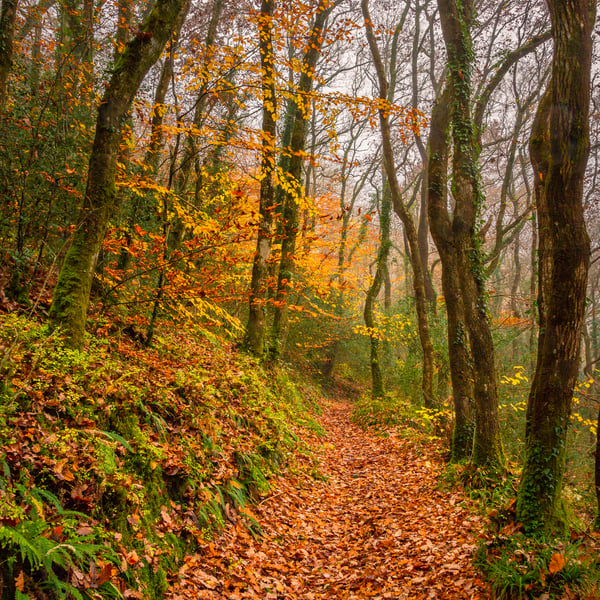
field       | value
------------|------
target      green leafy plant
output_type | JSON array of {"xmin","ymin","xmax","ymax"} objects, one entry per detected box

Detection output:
[
  {"xmin": 475, "ymin": 533, "xmax": 599, "ymax": 599},
  {"xmin": 0, "ymin": 486, "xmax": 120, "ymax": 600}
]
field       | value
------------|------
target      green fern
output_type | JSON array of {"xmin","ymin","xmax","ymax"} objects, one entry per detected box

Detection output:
[{"xmin": 0, "ymin": 487, "xmax": 120, "ymax": 599}]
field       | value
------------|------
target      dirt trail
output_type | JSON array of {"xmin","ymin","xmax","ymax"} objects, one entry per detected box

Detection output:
[{"xmin": 167, "ymin": 400, "xmax": 489, "ymax": 599}]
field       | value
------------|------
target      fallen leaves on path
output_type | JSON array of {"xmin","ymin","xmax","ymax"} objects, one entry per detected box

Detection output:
[{"xmin": 167, "ymin": 401, "xmax": 488, "ymax": 599}]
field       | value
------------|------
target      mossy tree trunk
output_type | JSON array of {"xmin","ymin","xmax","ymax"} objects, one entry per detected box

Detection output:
[
  {"xmin": 244, "ymin": 0, "xmax": 277, "ymax": 356},
  {"xmin": 49, "ymin": 0, "xmax": 189, "ymax": 349},
  {"xmin": 427, "ymin": 85, "xmax": 475, "ymax": 461},
  {"xmin": 0, "ymin": 0, "xmax": 18, "ymax": 113},
  {"xmin": 362, "ymin": 0, "xmax": 436, "ymax": 409},
  {"xmin": 270, "ymin": 0, "xmax": 333, "ymax": 360},
  {"xmin": 437, "ymin": 0, "xmax": 504, "ymax": 470},
  {"xmin": 516, "ymin": 0, "xmax": 595, "ymax": 533},
  {"xmin": 364, "ymin": 185, "xmax": 392, "ymax": 399}
]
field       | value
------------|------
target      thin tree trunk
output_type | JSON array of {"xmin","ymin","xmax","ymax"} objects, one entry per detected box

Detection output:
[
  {"xmin": 170, "ymin": 0, "xmax": 223, "ymax": 248},
  {"xmin": 364, "ymin": 185, "xmax": 392, "ymax": 399},
  {"xmin": 427, "ymin": 85, "xmax": 475, "ymax": 461},
  {"xmin": 410, "ymin": 0, "xmax": 436, "ymax": 308},
  {"xmin": 362, "ymin": 0, "xmax": 436, "ymax": 409},
  {"xmin": 49, "ymin": 0, "xmax": 189, "ymax": 349},
  {"xmin": 0, "ymin": 0, "xmax": 19, "ymax": 113},
  {"xmin": 270, "ymin": 0, "xmax": 333, "ymax": 359},
  {"xmin": 517, "ymin": 0, "xmax": 594, "ymax": 533},
  {"xmin": 244, "ymin": 0, "xmax": 277, "ymax": 356}
]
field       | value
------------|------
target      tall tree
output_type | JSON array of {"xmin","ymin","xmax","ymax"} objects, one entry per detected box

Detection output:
[
  {"xmin": 270, "ymin": 0, "xmax": 335, "ymax": 359},
  {"xmin": 427, "ymin": 85, "xmax": 475, "ymax": 460},
  {"xmin": 427, "ymin": 30, "xmax": 549, "ymax": 461},
  {"xmin": 244, "ymin": 0, "xmax": 278, "ymax": 355},
  {"xmin": 362, "ymin": 0, "xmax": 436, "ymax": 409},
  {"xmin": 49, "ymin": 0, "xmax": 189, "ymax": 348},
  {"xmin": 516, "ymin": 0, "xmax": 595, "ymax": 533},
  {"xmin": 437, "ymin": 0, "xmax": 505, "ymax": 469}
]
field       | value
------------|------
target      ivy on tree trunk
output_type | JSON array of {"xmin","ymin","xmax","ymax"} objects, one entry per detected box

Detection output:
[
  {"xmin": 364, "ymin": 184, "xmax": 392, "ymax": 399},
  {"xmin": 427, "ymin": 85, "xmax": 475, "ymax": 461},
  {"xmin": 516, "ymin": 0, "xmax": 595, "ymax": 533},
  {"xmin": 437, "ymin": 0, "xmax": 505, "ymax": 470}
]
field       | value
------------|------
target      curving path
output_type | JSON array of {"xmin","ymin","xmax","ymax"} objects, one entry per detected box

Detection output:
[{"xmin": 167, "ymin": 400, "xmax": 489, "ymax": 599}]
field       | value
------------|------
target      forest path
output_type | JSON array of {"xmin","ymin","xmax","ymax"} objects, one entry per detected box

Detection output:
[{"xmin": 167, "ymin": 400, "xmax": 488, "ymax": 599}]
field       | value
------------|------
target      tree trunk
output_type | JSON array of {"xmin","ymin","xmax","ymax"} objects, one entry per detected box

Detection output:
[
  {"xmin": 49, "ymin": 0, "xmax": 189, "ymax": 349},
  {"xmin": 427, "ymin": 85, "xmax": 475, "ymax": 461},
  {"xmin": 516, "ymin": 0, "xmax": 594, "ymax": 533},
  {"xmin": 410, "ymin": 0, "xmax": 436, "ymax": 309},
  {"xmin": 0, "ymin": 0, "xmax": 18, "ymax": 113},
  {"xmin": 169, "ymin": 0, "xmax": 223, "ymax": 248},
  {"xmin": 362, "ymin": 0, "xmax": 436, "ymax": 409},
  {"xmin": 596, "ymin": 403, "xmax": 600, "ymax": 529},
  {"xmin": 364, "ymin": 185, "xmax": 392, "ymax": 399},
  {"xmin": 244, "ymin": 0, "xmax": 277, "ymax": 356},
  {"xmin": 438, "ymin": 0, "xmax": 504, "ymax": 470},
  {"xmin": 270, "ymin": 0, "xmax": 332, "ymax": 359}
]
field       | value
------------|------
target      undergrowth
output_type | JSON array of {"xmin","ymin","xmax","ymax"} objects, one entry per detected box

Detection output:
[
  {"xmin": 351, "ymin": 391, "xmax": 451, "ymax": 449},
  {"xmin": 440, "ymin": 463, "xmax": 600, "ymax": 599},
  {"xmin": 0, "ymin": 313, "xmax": 322, "ymax": 599}
]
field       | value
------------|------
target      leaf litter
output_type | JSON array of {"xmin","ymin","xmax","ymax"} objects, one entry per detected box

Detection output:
[{"xmin": 167, "ymin": 400, "xmax": 488, "ymax": 599}]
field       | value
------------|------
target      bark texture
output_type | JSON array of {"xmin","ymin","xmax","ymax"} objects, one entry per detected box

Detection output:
[
  {"xmin": 49, "ymin": 0, "xmax": 189, "ymax": 348},
  {"xmin": 437, "ymin": 0, "xmax": 504, "ymax": 469},
  {"xmin": 244, "ymin": 0, "xmax": 277, "ymax": 356},
  {"xmin": 427, "ymin": 85, "xmax": 475, "ymax": 461},
  {"xmin": 516, "ymin": 0, "xmax": 595, "ymax": 533}
]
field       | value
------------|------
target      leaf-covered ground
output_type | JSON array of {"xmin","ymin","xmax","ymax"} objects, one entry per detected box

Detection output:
[{"xmin": 168, "ymin": 400, "xmax": 489, "ymax": 600}]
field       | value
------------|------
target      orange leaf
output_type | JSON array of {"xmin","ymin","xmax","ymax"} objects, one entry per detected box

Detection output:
[
  {"xmin": 15, "ymin": 571, "xmax": 24, "ymax": 592},
  {"xmin": 548, "ymin": 552, "xmax": 565, "ymax": 574},
  {"xmin": 96, "ymin": 562, "xmax": 113, "ymax": 586}
]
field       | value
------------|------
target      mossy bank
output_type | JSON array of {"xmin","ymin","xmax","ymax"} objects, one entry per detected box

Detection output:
[{"xmin": 0, "ymin": 315, "xmax": 322, "ymax": 600}]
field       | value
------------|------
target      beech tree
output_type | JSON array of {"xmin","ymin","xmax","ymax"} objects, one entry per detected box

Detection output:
[
  {"xmin": 428, "ymin": 28, "xmax": 549, "ymax": 461},
  {"xmin": 49, "ymin": 0, "xmax": 189, "ymax": 348},
  {"xmin": 244, "ymin": 0, "xmax": 278, "ymax": 355},
  {"xmin": 436, "ymin": 0, "xmax": 505, "ymax": 469},
  {"xmin": 362, "ymin": 0, "xmax": 436, "ymax": 409},
  {"xmin": 516, "ymin": 0, "xmax": 596, "ymax": 533},
  {"xmin": 270, "ymin": 0, "xmax": 336, "ymax": 359}
]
